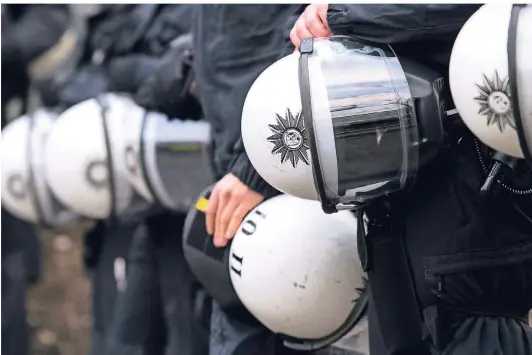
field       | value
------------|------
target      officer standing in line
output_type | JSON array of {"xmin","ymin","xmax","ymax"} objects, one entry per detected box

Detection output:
[
  {"xmin": 286, "ymin": 4, "xmax": 532, "ymax": 355},
  {"xmin": 191, "ymin": 4, "xmax": 315, "ymax": 354}
]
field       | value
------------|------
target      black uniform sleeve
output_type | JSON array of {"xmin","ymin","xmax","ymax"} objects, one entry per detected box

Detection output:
[
  {"xmin": 2, "ymin": 5, "xmax": 70, "ymax": 66},
  {"xmin": 229, "ymin": 138, "xmax": 281, "ymax": 199},
  {"xmin": 229, "ymin": 5, "xmax": 304, "ymax": 198},
  {"xmin": 326, "ymin": 4, "xmax": 480, "ymax": 44}
]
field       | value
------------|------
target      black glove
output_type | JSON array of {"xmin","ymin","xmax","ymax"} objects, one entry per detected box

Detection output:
[
  {"xmin": 108, "ymin": 54, "xmax": 163, "ymax": 94},
  {"xmin": 134, "ymin": 34, "xmax": 202, "ymax": 119}
]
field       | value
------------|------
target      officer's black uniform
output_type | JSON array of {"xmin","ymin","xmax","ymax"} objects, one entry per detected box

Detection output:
[
  {"xmin": 325, "ymin": 4, "xmax": 532, "ymax": 355},
  {"xmin": 192, "ymin": 4, "xmax": 322, "ymax": 355},
  {"xmin": 86, "ymin": 220, "xmax": 167, "ymax": 355},
  {"xmin": 1, "ymin": 209, "xmax": 43, "ymax": 355},
  {"xmin": 1, "ymin": 4, "xmax": 70, "ymax": 124}
]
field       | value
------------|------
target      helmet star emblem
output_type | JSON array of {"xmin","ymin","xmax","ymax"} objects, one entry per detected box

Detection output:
[
  {"xmin": 267, "ymin": 109, "xmax": 310, "ymax": 168},
  {"xmin": 474, "ymin": 71, "xmax": 516, "ymax": 133}
]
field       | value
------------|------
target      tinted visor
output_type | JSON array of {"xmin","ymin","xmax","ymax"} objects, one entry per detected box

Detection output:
[
  {"xmin": 142, "ymin": 116, "xmax": 214, "ymax": 212},
  {"xmin": 300, "ymin": 37, "xmax": 419, "ymax": 210}
]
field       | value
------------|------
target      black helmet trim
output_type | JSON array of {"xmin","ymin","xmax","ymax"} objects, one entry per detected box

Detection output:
[
  {"xmin": 96, "ymin": 95, "xmax": 118, "ymax": 222},
  {"xmin": 508, "ymin": 4, "xmax": 532, "ymax": 167},
  {"xmin": 299, "ymin": 38, "xmax": 339, "ymax": 214},
  {"xmin": 26, "ymin": 112, "xmax": 45, "ymax": 224}
]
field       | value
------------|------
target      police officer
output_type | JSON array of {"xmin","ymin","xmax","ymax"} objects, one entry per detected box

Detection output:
[
  {"xmin": 191, "ymin": 4, "xmax": 316, "ymax": 354},
  {"xmin": 285, "ymin": 4, "xmax": 532, "ymax": 355}
]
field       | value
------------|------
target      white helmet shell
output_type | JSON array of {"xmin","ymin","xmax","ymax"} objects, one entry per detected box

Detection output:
[
  {"xmin": 242, "ymin": 53, "xmax": 318, "ymax": 200},
  {"xmin": 450, "ymin": 4, "xmax": 532, "ymax": 159},
  {"xmin": 1, "ymin": 116, "xmax": 38, "ymax": 222},
  {"xmin": 229, "ymin": 194, "xmax": 366, "ymax": 343},
  {"xmin": 44, "ymin": 94, "xmax": 137, "ymax": 219},
  {"xmin": 242, "ymin": 38, "xmax": 419, "ymax": 210}
]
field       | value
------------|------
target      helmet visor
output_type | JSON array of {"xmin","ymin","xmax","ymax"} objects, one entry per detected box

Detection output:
[{"xmin": 303, "ymin": 36, "xmax": 419, "ymax": 207}]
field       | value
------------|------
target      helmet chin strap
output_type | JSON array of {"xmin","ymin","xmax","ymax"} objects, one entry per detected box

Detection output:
[
  {"xmin": 96, "ymin": 95, "xmax": 118, "ymax": 223},
  {"xmin": 479, "ymin": 151, "xmax": 519, "ymax": 196}
]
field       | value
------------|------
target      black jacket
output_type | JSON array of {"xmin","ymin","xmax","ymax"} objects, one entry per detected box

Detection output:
[
  {"xmin": 192, "ymin": 5, "xmax": 305, "ymax": 197},
  {"xmin": 2, "ymin": 4, "xmax": 70, "ymax": 125},
  {"xmin": 1, "ymin": 4, "xmax": 70, "ymax": 67},
  {"xmin": 43, "ymin": 4, "xmax": 197, "ymax": 111},
  {"xmin": 326, "ymin": 4, "xmax": 482, "ymax": 73},
  {"xmin": 326, "ymin": 5, "xmax": 532, "ymax": 355}
]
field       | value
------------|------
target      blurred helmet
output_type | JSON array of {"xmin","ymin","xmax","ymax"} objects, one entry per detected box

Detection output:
[
  {"xmin": 242, "ymin": 36, "xmax": 448, "ymax": 213},
  {"xmin": 1, "ymin": 109, "xmax": 79, "ymax": 227},
  {"xmin": 1, "ymin": 115, "xmax": 38, "ymax": 222},
  {"xmin": 450, "ymin": 4, "xmax": 532, "ymax": 164},
  {"xmin": 122, "ymin": 110, "xmax": 214, "ymax": 213},
  {"xmin": 229, "ymin": 194, "xmax": 367, "ymax": 350},
  {"xmin": 44, "ymin": 93, "xmax": 148, "ymax": 220}
]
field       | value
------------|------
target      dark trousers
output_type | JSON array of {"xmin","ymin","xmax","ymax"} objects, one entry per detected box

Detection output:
[
  {"xmin": 104, "ymin": 224, "xmax": 167, "ymax": 355},
  {"xmin": 1, "ymin": 209, "xmax": 42, "ymax": 355},
  {"xmin": 148, "ymin": 212, "xmax": 210, "ymax": 355},
  {"xmin": 102, "ymin": 212, "xmax": 210, "ymax": 355},
  {"xmin": 88, "ymin": 222, "xmax": 161, "ymax": 355}
]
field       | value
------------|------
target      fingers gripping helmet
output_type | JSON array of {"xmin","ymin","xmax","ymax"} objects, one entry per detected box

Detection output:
[
  {"xmin": 242, "ymin": 36, "xmax": 448, "ymax": 213},
  {"xmin": 1, "ymin": 109, "xmax": 79, "ymax": 227},
  {"xmin": 44, "ymin": 93, "xmax": 149, "ymax": 220},
  {"xmin": 184, "ymin": 190, "xmax": 368, "ymax": 351},
  {"xmin": 122, "ymin": 110, "xmax": 214, "ymax": 214},
  {"xmin": 450, "ymin": 4, "xmax": 532, "ymax": 165},
  {"xmin": 230, "ymin": 195, "xmax": 368, "ymax": 351}
]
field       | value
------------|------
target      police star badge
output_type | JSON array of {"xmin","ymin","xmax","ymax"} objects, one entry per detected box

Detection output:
[
  {"xmin": 267, "ymin": 108, "xmax": 310, "ymax": 168},
  {"xmin": 475, "ymin": 71, "xmax": 516, "ymax": 133}
]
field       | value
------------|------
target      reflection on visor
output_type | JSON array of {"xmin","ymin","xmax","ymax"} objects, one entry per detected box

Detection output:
[
  {"xmin": 305, "ymin": 37, "xmax": 419, "ymax": 207},
  {"xmin": 142, "ymin": 116, "xmax": 215, "ymax": 213},
  {"xmin": 333, "ymin": 105, "xmax": 413, "ymax": 197}
]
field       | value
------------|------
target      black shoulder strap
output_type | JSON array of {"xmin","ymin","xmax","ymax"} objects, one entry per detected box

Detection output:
[{"xmin": 359, "ymin": 203, "xmax": 429, "ymax": 355}]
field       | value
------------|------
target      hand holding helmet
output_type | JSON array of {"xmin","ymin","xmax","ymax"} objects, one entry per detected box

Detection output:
[
  {"xmin": 290, "ymin": 4, "xmax": 332, "ymax": 49},
  {"xmin": 183, "ymin": 191, "xmax": 368, "ymax": 351},
  {"xmin": 205, "ymin": 173, "xmax": 264, "ymax": 247}
]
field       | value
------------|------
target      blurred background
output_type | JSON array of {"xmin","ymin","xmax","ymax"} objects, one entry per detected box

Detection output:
[
  {"xmin": 27, "ymin": 227, "xmax": 92, "ymax": 355},
  {"xmin": 2, "ymin": 4, "xmax": 196, "ymax": 355},
  {"xmin": 2, "ymin": 4, "xmax": 98, "ymax": 354}
]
